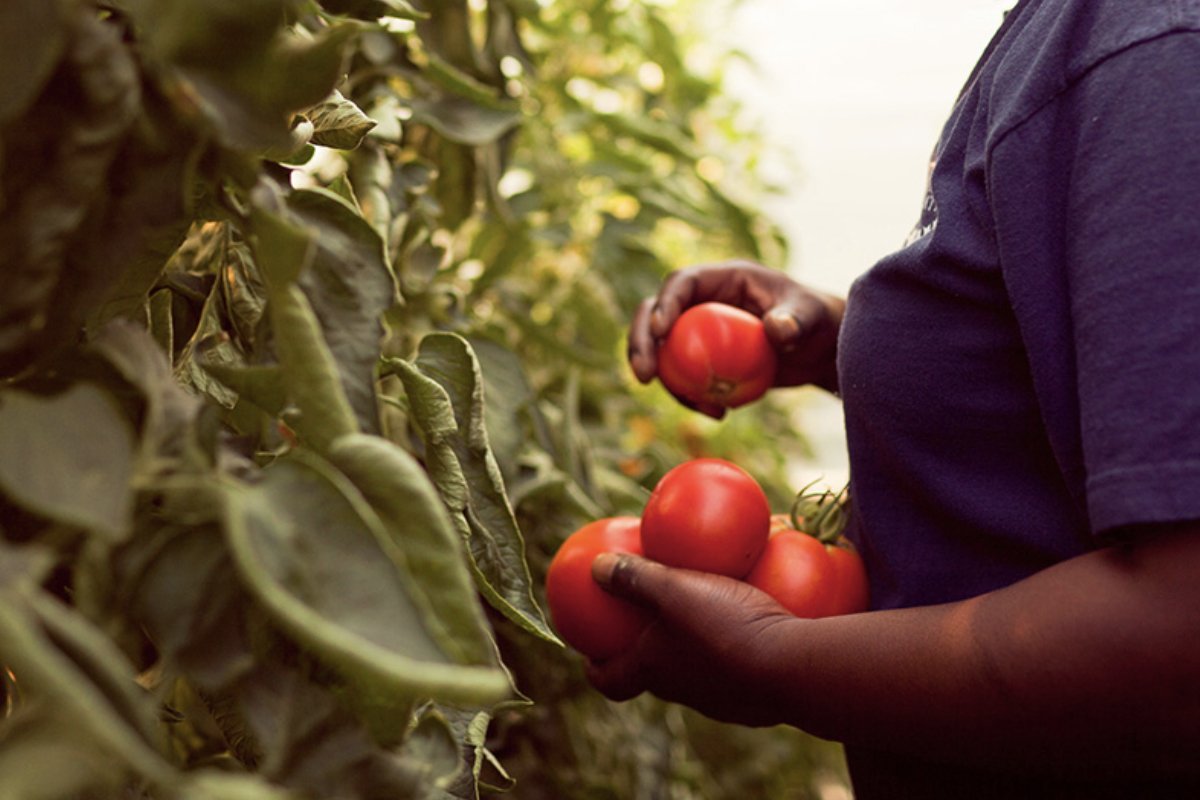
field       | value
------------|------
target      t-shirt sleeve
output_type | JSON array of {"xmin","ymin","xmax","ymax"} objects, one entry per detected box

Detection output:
[{"xmin": 1063, "ymin": 32, "xmax": 1200, "ymax": 533}]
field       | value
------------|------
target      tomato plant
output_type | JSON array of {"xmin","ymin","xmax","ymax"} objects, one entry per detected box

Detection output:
[
  {"xmin": 545, "ymin": 517, "xmax": 651, "ymax": 661},
  {"xmin": 748, "ymin": 495, "xmax": 868, "ymax": 618},
  {"xmin": 657, "ymin": 302, "xmax": 778, "ymax": 409},
  {"xmin": 641, "ymin": 458, "xmax": 770, "ymax": 578}
]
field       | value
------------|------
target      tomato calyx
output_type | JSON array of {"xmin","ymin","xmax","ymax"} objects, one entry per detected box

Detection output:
[{"xmin": 788, "ymin": 480, "xmax": 852, "ymax": 546}]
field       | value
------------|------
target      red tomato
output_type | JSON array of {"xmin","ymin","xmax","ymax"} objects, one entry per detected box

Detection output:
[
  {"xmin": 746, "ymin": 524, "xmax": 869, "ymax": 618},
  {"xmin": 641, "ymin": 458, "xmax": 770, "ymax": 578},
  {"xmin": 657, "ymin": 302, "xmax": 778, "ymax": 409},
  {"xmin": 544, "ymin": 517, "xmax": 650, "ymax": 660},
  {"xmin": 824, "ymin": 541, "xmax": 870, "ymax": 616}
]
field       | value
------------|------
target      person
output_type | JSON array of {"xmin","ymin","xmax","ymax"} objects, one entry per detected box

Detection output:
[{"xmin": 592, "ymin": 0, "xmax": 1200, "ymax": 796}]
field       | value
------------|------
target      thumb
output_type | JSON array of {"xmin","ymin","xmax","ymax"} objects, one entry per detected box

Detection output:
[
  {"xmin": 762, "ymin": 306, "xmax": 803, "ymax": 352},
  {"xmin": 591, "ymin": 553, "xmax": 756, "ymax": 628}
]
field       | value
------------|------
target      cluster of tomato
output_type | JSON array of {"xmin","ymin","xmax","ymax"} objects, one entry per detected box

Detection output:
[
  {"xmin": 544, "ymin": 302, "xmax": 868, "ymax": 661},
  {"xmin": 545, "ymin": 458, "xmax": 869, "ymax": 661}
]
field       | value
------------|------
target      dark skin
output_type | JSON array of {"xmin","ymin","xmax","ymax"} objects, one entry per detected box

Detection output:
[{"xmin": 606, "ymin": 260, "xmax": 1200, "ymax": 782}]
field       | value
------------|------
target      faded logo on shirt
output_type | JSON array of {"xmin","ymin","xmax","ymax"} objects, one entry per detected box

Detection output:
[{"xmin": 903, "ymin": 150, "xmax": 940, "ymax": 247}]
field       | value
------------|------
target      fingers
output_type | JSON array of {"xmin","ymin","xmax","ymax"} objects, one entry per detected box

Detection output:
[
  {"xmin": 627, "ymin": 297, "xmax": 658, "ymax": 383},
  {"xmin": 649, "ymin": 269, "xmax": 702, "ymax": 338},
  {"xmin": 592, "ymin": 553, "xmax": 762, "ymax": 631}
]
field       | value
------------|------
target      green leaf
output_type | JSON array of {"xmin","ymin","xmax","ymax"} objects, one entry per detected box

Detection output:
[
  {"xmin": 199, "ymin": 363, "xmax": 288, "ymax": 418},
  {"xmin": 0, "ymin": 540, "xmax": 56, "ymax": 591},
  {"xmin": 0, "ymin": 0, "xmax": 71, "ymax": 126},
  {"xmin": 123, "ymin": 0, "xmax": 358, "ymax": 151},
  {"xmin": 327, "ymin": 433, "xmax": 499, "ymax": 667},
  {"xmin": 270, "ymin": 284, "xmax": 360, "ymax": 453},
  {"xmin": 177, "ymin": 771, "xmax": 297, "ymax": 800},
  {"xmin": 249, "ymin": 181, "xmax": 316, "ymax": 291},
  {"xmin": 408, "ymin": 96, "xmax": 522, "ymax": 147},
  {"xmin": 289, "ymin": 188, "xmax": 395, "ymax": 435},
  {"xmin": 385, "ymin": 334, "xmax": 560, "ymax": 646},
  {"xmin": 0, "ymin": 8, "xmax": 141, "ymax": 376},
  {"xmin": 320, "ymin": 0, "xmax": 430, "ymax": 20},
  {"xmin": 0, "ymin": 705, "xmax": 128, "ymax": 800},
  {"xmin": 221, "ymin": 452, "xmax": 511, "ymax": 707},
  {"xmin": 0, "ymin": 384, "xmax": 135, "ymax": 539},
  {"xmin": 249, "ymin": 182, "xmax": 394, "ymax": 436},
  {"xmin": 305, "ymin": 90, "xmax": 377, "ymax": 150},
  {"xmin": 0, "ymin": 590, "xmax": 175, "ymax": 788},
  {"xmin": 467, "ymin": 337, "xmax": 533, "ymax": 486},
  {"xmin": 125, "ymin": 520, "xmax": 256, "ymax": 690}
]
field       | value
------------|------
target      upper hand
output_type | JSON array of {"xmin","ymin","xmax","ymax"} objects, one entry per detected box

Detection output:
[
  {"xmin": 627, "ymin": 261, "xmax": 846, "ymax": 416},
  {"xmin": 585, "ymin": 552, "xmax": 803, "ymax": 727}
]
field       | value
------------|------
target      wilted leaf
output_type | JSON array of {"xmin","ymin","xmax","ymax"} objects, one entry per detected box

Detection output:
[
  {"xmin": 0, "ymin": 384, "xmax": 135, "ymax": 539},
  {"xmin": 467, "ymin": 337, "xmax": 534, "ymax": 486},
  {"xmin": 221, "ymin": 452, "xmax": 511, "ymax": 706},
  {"xmin": 305, "ymin": 90, "xmax": 377, "ymax": 150},
  {"xmin": 386, "ymin": 334, "xmax": 560, "ymax": 646}
]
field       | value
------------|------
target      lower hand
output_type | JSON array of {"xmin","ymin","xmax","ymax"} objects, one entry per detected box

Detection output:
[{"xmin": 585, "ymin": 552, "xmax": 803, "ymax": 727}]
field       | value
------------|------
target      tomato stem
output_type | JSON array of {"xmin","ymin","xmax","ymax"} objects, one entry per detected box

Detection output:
[{"xmin": 789, "ymin": 480, "xmax": 852, "ymax": 544}]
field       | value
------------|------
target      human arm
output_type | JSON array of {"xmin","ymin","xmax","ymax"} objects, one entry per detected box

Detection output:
[
  {"xmin": 627, "ymin": 261, "xmax": 845, "ymax": 415},
  {"xmin": 586, "ymin": 523, "xmax": 1200, "ymax": 781}
]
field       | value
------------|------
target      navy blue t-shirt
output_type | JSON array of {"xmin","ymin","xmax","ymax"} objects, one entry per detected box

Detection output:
[
  {"xmin": 839, "ymin": 1, "xmax": 1200, "ymax": 793},
  {"xmin": 841, "ymin": 0, "xmax": 1200, "ymax": 610}
]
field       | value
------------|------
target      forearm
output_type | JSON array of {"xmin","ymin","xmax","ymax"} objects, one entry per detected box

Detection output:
[{"xmin": 768, "ymin": 526, "xmax": 1200, "ymax": 777}]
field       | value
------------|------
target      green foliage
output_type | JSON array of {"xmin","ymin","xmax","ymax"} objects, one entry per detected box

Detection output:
[{"xmin": 0, "ymin": 0, "xmax": 844, "ymax": 797}]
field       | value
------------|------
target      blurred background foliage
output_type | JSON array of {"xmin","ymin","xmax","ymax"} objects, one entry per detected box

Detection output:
[{"xmin": 0, "ymin": 0, "xmax": 848, "ymax": 797}]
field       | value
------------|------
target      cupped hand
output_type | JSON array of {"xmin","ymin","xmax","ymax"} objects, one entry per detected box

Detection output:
[
  {"xmin": 585, "ymin": 552, "xmax": 804, "ymax": 727},
  {"xmin": 627, "ymin": 260, "xmax": 845, "ymax": 416}
]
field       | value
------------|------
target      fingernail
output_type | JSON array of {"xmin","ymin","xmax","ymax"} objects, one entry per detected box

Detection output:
[
  {"xmin": 629, "ymin": 353, "xmax": 653, "ymax": 383},
  {"xmin": 650, "ymin": 308, "xmax": 668, "ymax": 337},
  {"xmin": 592, "ymin": 553, "xmax": 620, "ymax": 586},
  {"xmin": 764, "ymin": 308, "xmax": 802, "ymax": 349}
]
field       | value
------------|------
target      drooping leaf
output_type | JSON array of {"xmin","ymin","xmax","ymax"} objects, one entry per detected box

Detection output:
[
  {"xmin": 0, "ymin": 384, "xmax": 135, "ymax": 540},
  {"xmin": 467, "ymin": 336, "xmax": 534, "ymax": 486},
  {"xmin": 221, "ymin": 451, "xmax": 511, "ymax": 707},
  {"xmin": 385, "ymin": 334, "xmax": 560, "ymax": 645}
]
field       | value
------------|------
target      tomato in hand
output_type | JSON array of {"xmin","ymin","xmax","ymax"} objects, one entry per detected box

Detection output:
[
  {"xmin": 641, "ymin": 458, "xmax": 771, "ymax": 578},
  {"xmin": 545, "ymin": 517, "xmax": 650, "ymax": 660},
  {"xmin": 657, "ymin": 302, "xmax": 778, "ymax": 409},
  {"xmin": 746, "ymin": 515, "xmax": 869, "ymax": 618}
]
